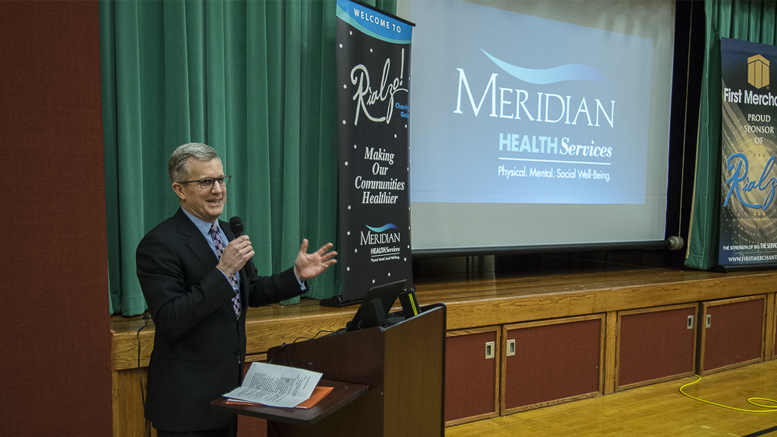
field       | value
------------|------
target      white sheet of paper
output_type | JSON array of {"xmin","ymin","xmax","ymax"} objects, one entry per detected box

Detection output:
[{"xmin": 223, "ymin": 362, "xmax": 322, "ymax": 408}]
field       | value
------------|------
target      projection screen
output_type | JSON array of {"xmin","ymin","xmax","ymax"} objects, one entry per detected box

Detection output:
[{"xmin": 397, "ymin": 0, "xmax": 676, "ymax": 254}]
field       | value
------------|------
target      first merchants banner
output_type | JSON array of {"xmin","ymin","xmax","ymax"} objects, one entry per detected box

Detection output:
[
  {"xmin": 335, "ymin": 0, "xmax": 414, "ymax": 303},
  {"xmin": 718, "ymin": 37, "xmax": 777, "ymax": 268}
]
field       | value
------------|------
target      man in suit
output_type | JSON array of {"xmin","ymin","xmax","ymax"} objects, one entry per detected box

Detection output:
[{"xmin": 136, "ymin": 143, "xmax": 337, "ymax": 437}]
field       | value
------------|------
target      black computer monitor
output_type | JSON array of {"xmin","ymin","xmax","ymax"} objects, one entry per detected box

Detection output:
[{"xmin": 345, "ymin": 279, "xmax": 407, "ymax": 332}]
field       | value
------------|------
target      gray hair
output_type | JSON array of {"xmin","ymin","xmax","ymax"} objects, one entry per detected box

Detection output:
[{"xmin": 168, "ymin": 143, "xmax": 220, "ymax": 183}]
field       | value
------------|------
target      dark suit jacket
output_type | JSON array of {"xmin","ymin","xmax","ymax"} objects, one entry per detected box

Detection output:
[{"xmin": 136, "ymin": 207, "xmax": 305, "ymax": 432}]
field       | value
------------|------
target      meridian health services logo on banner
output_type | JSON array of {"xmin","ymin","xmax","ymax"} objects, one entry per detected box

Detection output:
[
  {"xmin": 335, "ymin": 0, "xmax": 414, "ymax": 304},
  {"xmin": 719, "ymin": 37, "xmax": 777, "ymax": 268}
]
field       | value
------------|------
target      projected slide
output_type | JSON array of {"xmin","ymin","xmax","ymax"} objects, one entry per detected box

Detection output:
[
  {"xmin": 409, "ymin": 0, "xmax": 653, "ymax": 205},
  {"xmin": 401, "ymin": 0, "xmax": 674, "ymax": 251}
]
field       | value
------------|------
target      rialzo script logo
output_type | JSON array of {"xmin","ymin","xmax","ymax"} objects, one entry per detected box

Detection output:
[{"xmin": 349, "ymin": 49, "xmax": 408, "ymax": 126}]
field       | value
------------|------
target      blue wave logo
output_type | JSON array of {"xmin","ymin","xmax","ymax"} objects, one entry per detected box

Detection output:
[
  {"xmin": 366, "ymin": 224, "xmax": 398, "ymax": 233},
  {"xmin": 481, "ymin": 49, "xmax": 607, "ymax": 85}
]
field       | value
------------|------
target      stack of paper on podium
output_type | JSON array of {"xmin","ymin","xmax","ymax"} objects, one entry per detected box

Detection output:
[{"xmin": 223, "ymin": 362, "xmax": 332, "ymax": 409}]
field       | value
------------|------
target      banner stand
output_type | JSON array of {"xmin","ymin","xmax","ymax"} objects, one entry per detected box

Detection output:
[
  {"xmin": 320, "ymin": 295, "xmax": 348, "ymax": 308},
  {"xmin": 716, "ymin": 38, "xmax": 777, "ymax": 271},
  {"xmin": 712, "ymin": 263, "xmax": 777, "ymax": 273},
  {"xmin": 324, "ymin": 0, "xmax": 415, "ymax": 307}
]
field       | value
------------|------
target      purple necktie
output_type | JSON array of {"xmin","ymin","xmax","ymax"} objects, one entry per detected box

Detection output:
[{"xmin": 209, "ymin": 223, "xmax": 241, "ymax": 319}]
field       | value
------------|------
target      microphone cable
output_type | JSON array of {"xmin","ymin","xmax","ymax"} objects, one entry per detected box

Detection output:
[
  {"xmin": 267, "ymin": 329, "xmax": 336, "ymax": 368},
  {"xmin": 680, "ymin": 375, "xmax": 777, "ymax": 413}
]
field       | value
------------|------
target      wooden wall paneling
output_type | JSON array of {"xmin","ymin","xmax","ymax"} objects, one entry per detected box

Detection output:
[
  {"xmin": 615, "ymin": 304, "xmax": 697, "ymax": 391},
  {"xmin": 767, "ymin": 292, "xmax": 776, "ymax": 361},
  {"xmin": 438, "ymin": 269, "xmax": 777, "ymax": 331},
  {"xmin": 502, "ymin": 314, "xmax": 605, "ymax": 415},
  {"xmin": 603, "ymin": 311, "xmax": 618, "ymax": 395},
  {"xmin": 445, "ymin": 327, "xmax": 501, "ymax": 427},
  {"xmin": 699, "ymin": 295, "xmax": 766, "ymax": 376},
  {"xmin": 112, "ymin": 371, "xmax": 120, "ymax": 437},
  {"xmin": 112, "ymin": 270, "xmax": 777, "ymax": 432},
  {"xmin": 113, "ymin": 368, "xmax": 157, "ymax": 437},
  {"xmin": 113, "ymin": 358, "xmax": 271, "ymax": 437}
]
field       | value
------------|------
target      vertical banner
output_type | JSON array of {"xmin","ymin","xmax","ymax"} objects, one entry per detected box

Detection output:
[
  {"xmin": 335, "ymin": 0, "xmax": 414, "ymax": 304},
  {"xmin": 718, "ymin": 38, "xmax": 777, "ymax": 269}
]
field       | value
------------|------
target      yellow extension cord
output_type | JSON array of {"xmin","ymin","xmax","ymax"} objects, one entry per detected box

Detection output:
[{"xmin": 680, "ymin": 375, "xmax": 777, "ymax": 413}]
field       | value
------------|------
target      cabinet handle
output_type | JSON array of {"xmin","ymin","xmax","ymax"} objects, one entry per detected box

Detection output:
[
  {"xmin": 485, "ymin": 341, "xmax": 495, "ymax": 359},
  {"xmin": 706, "ymin": 314, "xmax": 712, "ymax": 328},
  {"xmin": 687, "ymin": 315, "xmax": 694, "ymax": 329},
  {"xmin": 506, "ymin": 339, "xmax": 516, "ymax": 357}
]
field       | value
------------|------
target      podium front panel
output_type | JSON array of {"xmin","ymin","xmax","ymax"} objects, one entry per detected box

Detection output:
[{"xmin": 267, "ymin": 304, "xmax": 446, "ymax": 437}]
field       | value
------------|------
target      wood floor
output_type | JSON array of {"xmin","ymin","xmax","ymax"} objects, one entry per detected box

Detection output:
[{"xmin": 445, "ymin": 360, "xmax": 777, "ymax": 437}]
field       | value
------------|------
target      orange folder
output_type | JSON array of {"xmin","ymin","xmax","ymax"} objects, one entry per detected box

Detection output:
[{"xmin": 226, "ymin": 386, "xmax": 334, "ymax": 409}]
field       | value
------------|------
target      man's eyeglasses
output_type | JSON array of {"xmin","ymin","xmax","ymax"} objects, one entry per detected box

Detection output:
[{"xmin": 179, "ymin": 176, "xmax": 232, "ymax": 190}]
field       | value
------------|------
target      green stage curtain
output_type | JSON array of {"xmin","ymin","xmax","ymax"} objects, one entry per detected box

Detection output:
[
  {"xmin": 102, "ymin": 0, "xmax": 396, "ymax": 316},
  {"xmin": 686, "ymin": 0, "xmax": 777, "ymax": 270}
]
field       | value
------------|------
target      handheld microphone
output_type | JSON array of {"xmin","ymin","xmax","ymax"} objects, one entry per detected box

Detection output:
[{"xmin": 229, "ymin": 216, "xmax": 258, "ymax": 279}]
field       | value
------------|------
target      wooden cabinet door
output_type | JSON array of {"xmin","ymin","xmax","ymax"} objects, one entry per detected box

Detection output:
[
  {"xmin": 445, "ymin": 328, "xmax": 500, "ymax": 426},
  {"xmin": 700, "ymin": 295, "xmax": 766, "ymax": 375},
  {"xmin": 616, "ymin": 304, "xmax": 697, "ymax": 391},
  {"xmin": 502, "ymin": 315, "xmax": 604, "ymax": 414}
]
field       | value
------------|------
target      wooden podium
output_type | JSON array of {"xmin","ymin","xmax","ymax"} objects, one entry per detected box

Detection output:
[{"xmin": 241, "ymin": 303, "xmax": 445, "ymax": 437}]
